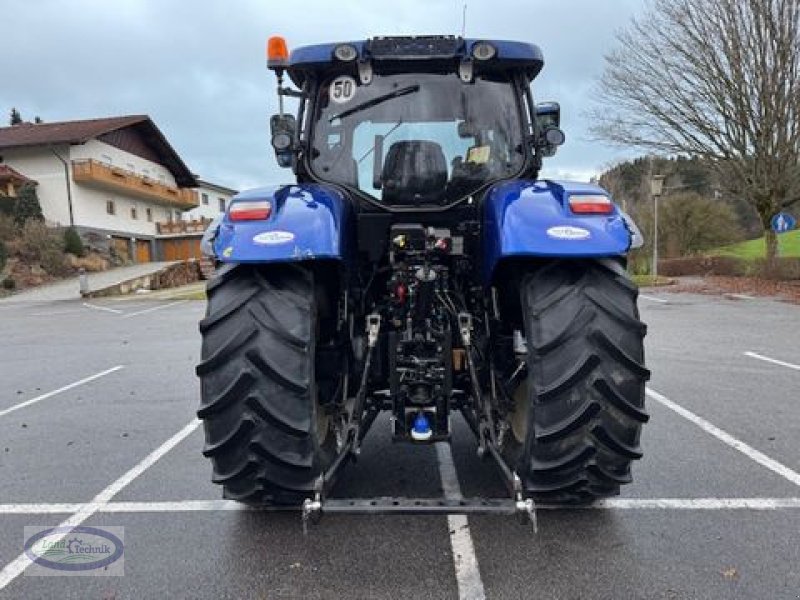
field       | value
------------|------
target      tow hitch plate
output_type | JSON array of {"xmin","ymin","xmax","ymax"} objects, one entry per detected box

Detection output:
[{"xmin": 302, "ymin": 495, "xmax": 536, "ymax": 533}]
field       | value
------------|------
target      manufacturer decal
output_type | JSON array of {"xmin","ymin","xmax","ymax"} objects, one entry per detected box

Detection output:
[
  {"xmin": 546, "ymin": 226, "xmax": 591, "ymax": 240},
  {"xmin": 253, "ymin": 230, "xmax": 295, "ymax": 245},
  {"xmin": 222, "ymin": 246, "xmax": 233, "ymax": 258},
  {"xmin": 329, "ymin": 75, "xmax": 357, "ymax": 104}
]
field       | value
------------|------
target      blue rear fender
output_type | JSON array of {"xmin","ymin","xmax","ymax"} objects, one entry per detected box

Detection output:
[
  {"xmin": 482, "ymin": 180, "xmax": 633, "ymax": 284},
  {"xmin": 213, "ymin": 184, "xmax": 352, "ymax": 263}
]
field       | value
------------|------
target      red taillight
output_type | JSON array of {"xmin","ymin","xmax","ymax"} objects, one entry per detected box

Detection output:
[
  {"xmin": 569, "ymin": 194, "xmax": 613, "ymax": 215},
  {"xmin": 229, "ymin": 200, "xmax": 272, "ymax": 221}
]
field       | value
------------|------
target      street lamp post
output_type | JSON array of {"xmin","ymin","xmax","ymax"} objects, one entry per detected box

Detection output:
[{"xmin": 649, "ymin": 175, "xmax": 665, "ymax": 280}]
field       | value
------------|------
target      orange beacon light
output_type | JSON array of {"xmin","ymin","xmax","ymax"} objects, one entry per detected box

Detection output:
[{"xmin": 267, "ymin": 36, "xmax": 289, "ymax": 70}]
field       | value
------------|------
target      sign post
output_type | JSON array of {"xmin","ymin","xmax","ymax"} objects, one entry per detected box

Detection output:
[{"xmin": 771, "ymin": 212, "xmax": 797, "ymax": 258}]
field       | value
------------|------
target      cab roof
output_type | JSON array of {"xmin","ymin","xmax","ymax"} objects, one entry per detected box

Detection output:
[{"xmin": 286, "ymin": 36, "xmax": 544, "ymax": 86}]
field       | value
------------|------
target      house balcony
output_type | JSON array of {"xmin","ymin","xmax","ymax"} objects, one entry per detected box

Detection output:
[
  {"xmin": 156, "ymin": 217, "xmax": 213, "ymax": 235},
  {"xmin": 71, "ymin": 159, "xmax": 199, "ymax": 209}
]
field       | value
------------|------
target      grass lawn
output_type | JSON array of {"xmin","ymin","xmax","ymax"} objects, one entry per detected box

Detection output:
[{"xmin": 712, "ymin": 229, "xmax": 800, "ymax": 259}]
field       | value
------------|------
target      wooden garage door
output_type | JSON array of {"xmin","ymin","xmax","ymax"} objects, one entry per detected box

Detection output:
[
  {"xmin": 163, "ymin": 238, "xmax": 202, "ymax": 261},
  {"xmin": 163, "ymin": 240, "xmax": 182, "ymax": 261},
  {"xmin": 188, "ymin": 238, "xmax": 201, "ymax": 259},
  {"xmin": 111, "ymin": 236, "xmax": 129, "ymax": 262},
  {"xmin": 136, "ymin": 240, "xmax": 151, "ymax": 263}
]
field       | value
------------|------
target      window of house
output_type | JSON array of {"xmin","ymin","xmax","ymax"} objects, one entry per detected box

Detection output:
[
  {"xmin": 146, "ymin": 208, "xmax": 152, "ymax": 222},
  {"xmin": 131, "ymin": 207, "xmax": 138, "ymax": 220},
  {"xmin": 126, "ymin": 163, "xmax": 135, "ymax": 174},
  {"xmin": 106, "ymin": 200, "xmax": 116, "ymax": 215},
  {"xmin": 202, "ymin": 193, "xmax": 209, "ymax": 205},
  {"xmin": 175, "ymin": 210, "xmax": 182, "ymax": 221},
  {"xmin": 101, "ymin": 154, "xmax": 112, "ymax": 165},
  {"xmin": 219, "ymin": 197, "xmax": 226, "ymax": 212},
  {"xmin": 166, "ymin": 209, "xmax": 173, "ymax": 223}
]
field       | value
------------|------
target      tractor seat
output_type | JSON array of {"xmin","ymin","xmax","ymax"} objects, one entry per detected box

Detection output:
[{"xmin": 381, "ymin": 141, "xmax": 448, "ymax": 205}]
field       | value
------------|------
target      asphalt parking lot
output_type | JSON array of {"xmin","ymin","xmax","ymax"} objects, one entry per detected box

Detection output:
[{"xmin": 0, "ymin": 289, "xmax": 798, "ymax": 599}]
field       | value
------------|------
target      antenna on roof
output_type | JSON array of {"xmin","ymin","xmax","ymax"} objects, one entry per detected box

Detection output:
[{"xmin": 461, "ymin": 3, "xmax": 467, "ymax": 37}]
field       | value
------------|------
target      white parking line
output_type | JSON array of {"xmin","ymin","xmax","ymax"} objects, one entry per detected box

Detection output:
[
  {"xmin": 3, "ymin": 497, "xmax": 800, "ymax": 515},
  {"xmin": 0, "ymin": 418, "xmax": 200, "ymax": 591},
  {"xmin": 744, "ymin": 351, "xmax": 800, "ymax": 372},
  {"xmin": 727, "ymin": 293, "xmax": 756, "ymax": 300},
  {"xmin": 436, "ymin": 443, "xmax": 486, "ymax": 600},
  {"xmin": 0, "ymin": 501, "xmax": 239, "ymax": 514},
  {"xmin": 103, "ymin": 302, "xmax": 158, "ymax": 310},
  {"xmin": 0, "ymin": 503, "xmax": 83, "ymax": 514},
  {"xmin": 0, "ymin": 366, "xmax": 124, "ymax": 419},
  {"xmin": 590, "ymin": 497, "xmax": 800, "ymax": 510},
  {"xmin": 646, "ymin": 387, "xmax": 800, "ymax": 487},
  {"xmin": 121, "ymin": 300, "xmax": 188, "ymax": 318},
  {"xmin": 82, "ymin": 302, "xmax": 123, "ymax": 314},
  {"xmin": 639, "ymin": 294, "xmax": 667, "ymax": 303},
  {"xmin": 31, "ymin": 309, "xmax": 89, "ymax": 317}
]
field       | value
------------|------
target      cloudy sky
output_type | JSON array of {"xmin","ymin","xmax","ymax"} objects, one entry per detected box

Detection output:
[{"xmin": 1, "ymin": 0, "xmax": 645, "ymax": 191}]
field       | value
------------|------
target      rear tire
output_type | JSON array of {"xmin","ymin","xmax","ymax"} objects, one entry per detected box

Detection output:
[
  {"xmin": 502, "ymin": 259, "xmax": 650, "ymax": 504},
  {"xmin": 196, "ymin": 263, "xmax": 337, "ymax": 505}
]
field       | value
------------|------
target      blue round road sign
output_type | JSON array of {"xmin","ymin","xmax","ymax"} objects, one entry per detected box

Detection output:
[{"xmin": 771, "ymin": 212, "xmax": 796, "ymax": 233}]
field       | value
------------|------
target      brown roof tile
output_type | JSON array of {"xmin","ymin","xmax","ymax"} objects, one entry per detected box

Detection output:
[
  {"xmin": 0, "ymin": 115, "xmax": 196, "ymax": 187},
  {"xmin": 0, "ymin": 115, "xmax": 148, "ymax": 149}
]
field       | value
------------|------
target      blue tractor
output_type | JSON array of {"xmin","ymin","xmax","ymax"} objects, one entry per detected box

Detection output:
[{"xmin": 197, "ymin": 36, "xmax": 649, "ymax": 521}]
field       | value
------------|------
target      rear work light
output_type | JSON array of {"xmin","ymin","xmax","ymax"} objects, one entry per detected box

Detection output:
[
  {"xmin": 229, "ymin": 200, "xmax": 272, "ymax": 221},
  {"xmin": 569, "ymin": 194, "xmax": 613, "ymax": 215},
  {"xmin": 471, "ymin": 41, "xmax": 497, "ymax": 61}
]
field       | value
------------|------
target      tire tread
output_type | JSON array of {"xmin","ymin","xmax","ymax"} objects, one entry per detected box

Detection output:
[
  {"xmin": 512, "ymin": 259, "xmax": 649, "ymax": 504},
  {"xmin": 197, "ymin": 264, "xmax": 335, "ymax": 505}
]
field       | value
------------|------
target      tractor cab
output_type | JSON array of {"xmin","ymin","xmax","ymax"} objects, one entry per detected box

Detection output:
[{"xmin": 268, "ymin": 36, "xmax": 565, "ymax": 209}]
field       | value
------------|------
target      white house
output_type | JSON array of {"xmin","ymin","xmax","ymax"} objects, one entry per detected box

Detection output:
[
  {"xmin": 184, "ymin": 179, "xmax": 238, "ymax": 221},
  {"xmin": 0, "ymin": 115, "xmax": 200, "ymax": 262}
]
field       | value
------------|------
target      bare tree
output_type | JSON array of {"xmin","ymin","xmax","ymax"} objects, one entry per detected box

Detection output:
[{"xmin": 591, "ymin": 0, "xmax": 800, "ymax": 264}]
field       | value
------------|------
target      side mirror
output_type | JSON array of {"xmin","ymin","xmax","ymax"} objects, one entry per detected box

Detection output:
[
  {"xmin": 535, "ymin": 101, "xmax": 560, "ymax": 128},
  {"xmin": 270, "ymin": 114, "xmax": 297, "ymax": 168},
  {"xmin": 534, "ymin": 101, "xmax": 565, "ymax": 157}
]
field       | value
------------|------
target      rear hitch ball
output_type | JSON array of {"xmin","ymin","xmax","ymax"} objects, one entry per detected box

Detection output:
[{"xmin": 410, "ymin": 412, "xmax": 433, "ymax": 442}]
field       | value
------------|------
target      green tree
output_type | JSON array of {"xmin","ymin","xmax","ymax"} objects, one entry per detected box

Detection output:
[
  {"xmin": 12, "ymin": 183, "xmax": 44, "ymax": 226},
  {"xmin": 63, "ymin": 226, "xmax": 85, "ymax": 257},
  {"xmin": 9, "ymin": 108, "xmax": 22, "ymax": 125},
  {"xmin": 659, "ymin": 192, "xmax": 743, "ymax": 257},
  {"xmin": 600, "ymin": 155, "xmax": 763, "ymax": 236}
]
